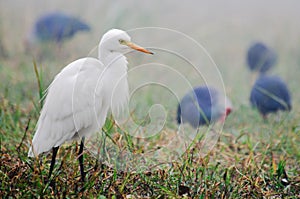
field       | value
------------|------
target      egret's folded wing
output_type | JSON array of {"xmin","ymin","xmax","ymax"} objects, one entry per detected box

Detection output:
[{"xmin": 29, "ymin": 58, "xmax": 104, "ymax": 156}]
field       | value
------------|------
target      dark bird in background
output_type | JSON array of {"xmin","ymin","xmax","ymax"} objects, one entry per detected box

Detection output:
[
  {"xmin": 247, "ymin": 42, "xmax": 277, "ymax": 73},
  {"xmin": 26, "ymin": 12, "xmax": 90, "ymax": 45},
  {"xmin": 250, "ymin": 75, "xmax": 291, "ymax": 119},
  {"xmin": 177, "ymin": 86, "xmax": 232, "ymax": 128}
]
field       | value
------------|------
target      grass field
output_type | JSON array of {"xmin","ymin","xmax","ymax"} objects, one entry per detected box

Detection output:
[{"xmin": 1, "ymin": 1, "xmax": 300, "ymax": 198}]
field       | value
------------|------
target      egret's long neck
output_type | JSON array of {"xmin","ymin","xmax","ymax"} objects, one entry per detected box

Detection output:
[
  {"xmin": 99, "ymin": 47, "xmax": 128, "ymax": 77},
  {"xmin": 98, "ymin": 47, "xmax": 129, "ymax": 117},
  {"xmin": 99, "ymin": 47, "xmax": 116, "ymax": 66}
]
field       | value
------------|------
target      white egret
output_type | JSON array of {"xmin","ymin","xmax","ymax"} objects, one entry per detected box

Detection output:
[{"xmin": 28, "ymin": 29, "xmax": 153, "ymax": 182}]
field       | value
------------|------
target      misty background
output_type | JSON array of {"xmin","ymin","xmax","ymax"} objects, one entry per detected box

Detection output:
[{"xmin": 0, "ymin": 0, "xmax": 299, "ymax": 115}]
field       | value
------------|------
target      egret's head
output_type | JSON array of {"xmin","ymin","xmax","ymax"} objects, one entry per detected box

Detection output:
[{"xmin": 99, "ymin": 29, "xmax": 153, "ymax": 54}]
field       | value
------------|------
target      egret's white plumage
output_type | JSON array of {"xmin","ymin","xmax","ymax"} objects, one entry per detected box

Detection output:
[{"xmin": 28, "ymin": 29, "xmax": 152, "ymax": 157}]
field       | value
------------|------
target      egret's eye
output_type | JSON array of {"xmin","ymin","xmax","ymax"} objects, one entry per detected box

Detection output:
[{"xmin": 119, "ymin": 39, "xmax": 126, "ymax": 44}]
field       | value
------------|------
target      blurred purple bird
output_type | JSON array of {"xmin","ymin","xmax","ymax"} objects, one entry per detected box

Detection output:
[
  {"xmin": 250, "ymin": 75, "xmax": 291, "ymax": 119},
  {"xmin": 177, "ymin": 86, "xmax": 232, "ymax": 128},
  {"xmin": 27, "ymin": 12, "xmax": 90, "ymax": 44},
  {"xmin": 247, "ymin": 42, "xmax": 277, "ymax": 73}
]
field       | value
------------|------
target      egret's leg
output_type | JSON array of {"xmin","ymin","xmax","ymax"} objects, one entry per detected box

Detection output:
[
  {"xmin": 48, "ymin": 146, "xmax": 59, "ymax": 180},
  {"xmin": 78, "ymin": 137, "xmax": 85, "ymax": 182}
]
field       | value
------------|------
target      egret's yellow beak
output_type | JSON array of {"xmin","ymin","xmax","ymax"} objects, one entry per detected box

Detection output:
[{"xmin": 124, "ymin": 41, "xmax": 153, "ymax": 55}]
